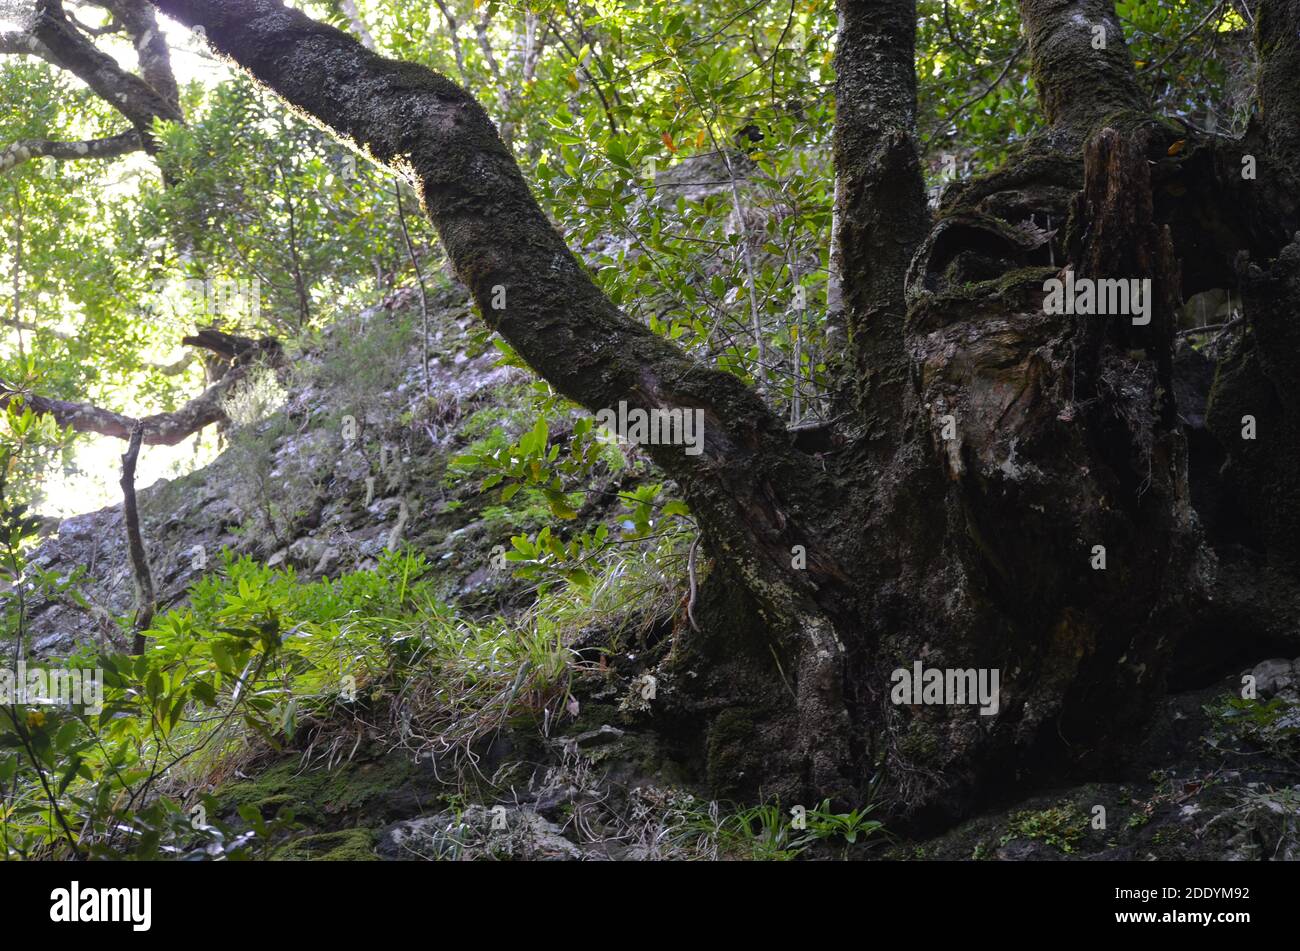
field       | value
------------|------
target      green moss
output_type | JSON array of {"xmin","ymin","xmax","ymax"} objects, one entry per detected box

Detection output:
[
  {"xmin": 325, "ymin": 757, "xmax": 417, "ymax": 814},
  {"xmin": 949, "ymin": 265, "xmax": 1058, "ymax": 303},
  {"xmin": 273, "ymin": 828, "xmax": 376, "ymax": 861},
  {"xmin": 895, "ymin": 724, "xmax": 940, "ymax": 761},
  {"xmin": 216, "ymin": 760, "xmax": 326, "ymax": 823},
  {"xmin": 1000, "ymin": 804, "xmax": 1090, "ymax": 854},
  {"xmin": 214, "ymin": 753, "xmax": 421, "ymax": 826},
  {"xmin": 706, "ymin": 708, "xmax": 758, "ymax": 797}
]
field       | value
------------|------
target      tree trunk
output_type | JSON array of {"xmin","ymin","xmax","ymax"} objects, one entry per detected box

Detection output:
[{"xmin": 146, "ymin": 0, "xmax": 1300, "ymax": 828}]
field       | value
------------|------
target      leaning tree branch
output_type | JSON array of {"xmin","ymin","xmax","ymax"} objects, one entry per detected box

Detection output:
[
  {"xmin": 144, "ymin": 0, "xmax": 853, "ymax": 623},
  {"xmin": 0, "ymin": 333, "xmax": 282, "ymax": 445},
  {"xmin": 0, "ymin": 130, "xmax": 142, "ymax": 173}
]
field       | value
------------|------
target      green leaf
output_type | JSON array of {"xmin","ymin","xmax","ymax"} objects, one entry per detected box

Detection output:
[
  {"xmin": 209, "ymin": 640, "xmax": 233, "ymax": 675},
  {"xmin": 58, "ymin": 755, "xmax": 83, "ymax": 795}
]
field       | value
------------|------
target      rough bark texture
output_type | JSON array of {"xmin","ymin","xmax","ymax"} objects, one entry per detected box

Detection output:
[
  {"xmin": 832, "ymin": 0, "xmax": 929, "ymax": 436},
  {"xmin": 1018, "ymin": 0, "xmax": 1147, "ymax": 136},
  {"xmin": 33, "ymin": 0, "xmax": 182, "ymax": 136},
  {"xmin": 866, "ymin": 0, "xmax": 1300, "ymax": 821},
  {"xmin": 846, "ymin": 120, "xmax": 1201, "ymax": 820},
  {"xmin": 1256, "ymin": 0, "xmax": 1300, "ymax": 167}
]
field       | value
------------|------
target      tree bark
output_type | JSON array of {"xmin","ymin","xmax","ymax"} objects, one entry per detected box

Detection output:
[
  {"xmin": 120, "ymin": 425, "xmax": 156, "ymax": 654},
  {"xmin": 0, "ymin": 131, "xmax": 142, "ymax": 173},
  {"xmin": 1018, "ymin": 0, "xmax": 1147, "ymax": 136},
  {"xmin": 98, "ymin": 0, "xmax": 182, "ymax": 114},
  {"xmin": 33, "ymin": 0, "xmax": 183, "ymax": 137},
  {"xmin": 1256, "ymin": 0, "xmax": 1300, "ymax": 166},
  {"xmin": 832, "ymin": 0, "xmax": 930, "ymax": 440}
]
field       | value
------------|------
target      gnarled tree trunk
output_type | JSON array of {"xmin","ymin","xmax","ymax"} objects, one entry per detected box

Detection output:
[{"xmin": 145, "ymin": 0, "xmax": 1300, "ymax": 827}]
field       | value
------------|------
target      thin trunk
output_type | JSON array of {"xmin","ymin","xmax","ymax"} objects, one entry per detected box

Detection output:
[
  {"xmin": 278, "ymin": 164, "xmax": 310, "ymax": 330},
  {"xmin": 120, "ymin": 425, "xmax": 156, "ymax": 655},
  {"xmin": 394, "ymin": 178, "xmax": 432, "ymax": 398},
  {"xmin": 790, "ymin": 262, "xmax": 803, "ymax": 425},
  {"xmin": 11, "ymin": 187, "xmax": 23, "ymax": 361},
  {"xmin": 431, "ymin": 0, "xmax": 470, "ymax": 85}
]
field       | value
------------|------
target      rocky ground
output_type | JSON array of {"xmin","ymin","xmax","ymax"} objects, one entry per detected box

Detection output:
[
  {"xmin": 24, "ymin": 284, "xmax": 532, "ymax": 658},
  {"xmin": 191, "ymin": 656, "xmax": 1300, "ymax": 861}
]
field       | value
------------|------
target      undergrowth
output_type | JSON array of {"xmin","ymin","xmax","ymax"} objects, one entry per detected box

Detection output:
[{"xmin": 2, "ymin": 465, "xmax": 684, "ymax": 860}]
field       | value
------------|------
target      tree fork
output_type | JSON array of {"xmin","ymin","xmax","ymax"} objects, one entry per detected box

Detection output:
[{"xmin": 33, "ymin": 0, "xmax": 182, "ymax": 142}]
